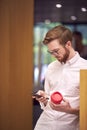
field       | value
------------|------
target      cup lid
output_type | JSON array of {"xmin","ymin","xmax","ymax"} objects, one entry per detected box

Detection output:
[{"xmin": 51, "ymin": 91, "xmax": 63, "ymax": 104}]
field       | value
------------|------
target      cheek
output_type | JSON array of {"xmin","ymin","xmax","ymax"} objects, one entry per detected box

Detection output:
[{"xmin": 59, "ymin": 48, "xmax": 66, "ymax": 55}]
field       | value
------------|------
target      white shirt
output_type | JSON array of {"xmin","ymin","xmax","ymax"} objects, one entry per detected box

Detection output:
[{"xmin": 34, "ymin": 52, "xmax": 87, "ymax": 130}]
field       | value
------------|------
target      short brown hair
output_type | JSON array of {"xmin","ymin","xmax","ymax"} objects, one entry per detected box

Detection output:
[{"xmin": 43, "ymin": 25, "xmax": 72, "ymax": 46}]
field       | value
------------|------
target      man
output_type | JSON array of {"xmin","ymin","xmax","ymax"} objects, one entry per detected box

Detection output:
[
  {"xmin": 33, "ymin": 25, "xmax": 87, "ymax": 130},
  {"xmin": 72, "ymin": 31, "xmax": 87, "ymax": 59}
]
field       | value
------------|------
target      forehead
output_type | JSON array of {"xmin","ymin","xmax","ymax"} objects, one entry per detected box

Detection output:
[{"xmin": 47, "ymin": 39, "xmax": 62, "ymax": 50}]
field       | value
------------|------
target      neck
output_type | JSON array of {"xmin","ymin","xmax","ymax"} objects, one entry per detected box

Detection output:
[{"xmin": 67, "ymin": 48, "xmax": 76, "ymax": 61}]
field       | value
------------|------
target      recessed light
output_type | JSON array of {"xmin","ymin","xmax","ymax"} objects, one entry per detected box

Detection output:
[
  {"xmin": 71, "ymin": 16, "xmax": 77, "ymax": 21},
  {"xmin": 56, "ymin": 4, "xmax": 62, "ymax": 8},
  {"xmin": 81, "ymin": 7, "xmax": 87, "ymax": 12}
]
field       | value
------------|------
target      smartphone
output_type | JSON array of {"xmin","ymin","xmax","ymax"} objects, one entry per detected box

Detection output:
[{"xmin": 33, "ymin": 93, "xmax": 43, "ymax": 98}]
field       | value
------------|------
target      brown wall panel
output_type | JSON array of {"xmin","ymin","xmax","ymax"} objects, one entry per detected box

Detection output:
[
  {"xmin": 0, "ymin": 0, "xmax": 34, "ymax": 130},
  {"xmin": 80, "ymin": 70, "xmax": 87, "ymax": 130},
  {"xmin": 0, "ymin": 0, "xmax": 10, "ymax": 129}
]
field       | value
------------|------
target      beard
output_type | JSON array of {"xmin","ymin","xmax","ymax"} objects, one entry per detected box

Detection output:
[{"xmin": 57, "ymin": 47, "xmax": 70, "ymax": 63}]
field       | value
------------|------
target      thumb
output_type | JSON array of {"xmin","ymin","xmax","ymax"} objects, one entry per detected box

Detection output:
[
  {"xmin": 63, "ymin": 98, "xmax": 69, "ymax": 103},
  {"xmin": 38, "ymin": 90, "xmax": 45, "ymax": 96}
]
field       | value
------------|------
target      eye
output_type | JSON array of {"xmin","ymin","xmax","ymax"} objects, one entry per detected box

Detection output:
[{"xmin": 47, "ymin": 48, "xmax": 60, "ymax": 55}]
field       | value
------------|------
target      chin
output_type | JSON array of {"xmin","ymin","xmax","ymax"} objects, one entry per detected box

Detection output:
[{"xmin": 57, "ymin": 58, "xmax": 62, "ymax": 62}]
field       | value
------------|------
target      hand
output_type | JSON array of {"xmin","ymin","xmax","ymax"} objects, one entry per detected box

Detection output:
[
  {"xmin": 33, "ymin": 90, "xmax": 49, "ymax": 106},
  {"xmin": 50, "ymin": 98, "xmax": 71, "ymax": 112},
  {"xmin": 49, "ymin": 98, "xmax": 79, "ymax": 115}
]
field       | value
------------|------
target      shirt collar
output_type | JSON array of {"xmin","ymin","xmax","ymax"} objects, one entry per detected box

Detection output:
[{"xmin": 66, "ymin": 52, "xmax": 80, "ymax": 65}]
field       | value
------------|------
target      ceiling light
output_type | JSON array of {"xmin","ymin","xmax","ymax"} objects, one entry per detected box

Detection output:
[
  {"xmin": 56, "ymin": 4, "xmax": 62, "ymax": 8},
  {"xmin": 71, "ymin": 16, "xmax": 77, "ymax": 21},
  {"xmin": 81, "ymin": 7, "xmax": 87, "ymax": 12}
]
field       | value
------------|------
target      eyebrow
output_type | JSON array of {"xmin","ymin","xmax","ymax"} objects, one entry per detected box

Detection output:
[{"xmin": 48, "ymin": 48, "xmax": 59, "ymax": 52}]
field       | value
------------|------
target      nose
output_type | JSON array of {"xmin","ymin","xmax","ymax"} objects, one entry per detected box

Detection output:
[
  {"xmin": 52, "ymin": 52, "xmax": 58, "ymax": 56},
  {"xmin": 52, "ymin": 52, "xmax": 59, "ymax": 59}
]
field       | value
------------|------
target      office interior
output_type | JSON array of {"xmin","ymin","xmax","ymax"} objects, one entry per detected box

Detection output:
[
  {"xmin": 33, "ymin": 0, "xmax": 87, "ymax": 129},
  {"xmin": 0, "ymin": 0, "xmax": 87, "ymax": 130}
]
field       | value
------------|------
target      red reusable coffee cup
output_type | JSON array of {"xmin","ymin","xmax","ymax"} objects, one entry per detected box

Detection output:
[{"xmin": 51, "ymin": 91, "xmax": 63, "ymax": 104}]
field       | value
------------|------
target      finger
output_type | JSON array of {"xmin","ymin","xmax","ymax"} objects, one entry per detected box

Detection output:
[
  {"xmin": 38, "ymin": 90, "xmax": 44, "ymax": 95},
  {"xmin": 36, "ymin": 96, "xmax": 45, "ymax": 102},
  {"xmin": 32, "ymin": 96, "xmax": 36, "ymax": 98},
  {"xmin": 49, "ymin": 101, "xmax": 54, "ymax": 108},
  {"xmin": 50, "ymin": 101, "xmax": 57, "ymax": 107},
  {"xmin": 62, "ymin": 98, "xmax": 69, "ymax": 102}
]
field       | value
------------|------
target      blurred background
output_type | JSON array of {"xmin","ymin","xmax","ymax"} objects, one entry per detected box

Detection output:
[{"xmin": 33, "ymin": 0, "xmax": 87, "ymax": 128}]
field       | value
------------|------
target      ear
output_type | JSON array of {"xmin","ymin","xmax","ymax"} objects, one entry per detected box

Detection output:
[{"xmin": 65, "ymin": 41, "xmax": 72, "ymax": 48}]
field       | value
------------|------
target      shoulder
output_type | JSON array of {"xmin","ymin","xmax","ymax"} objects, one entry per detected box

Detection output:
[
  {"xmin": 78, "ymin": 57, "xmax": 87, "ymax": 68},
  {"xmin": 79, "ymin": 57, "xmax": 87, "ymax": 63}
]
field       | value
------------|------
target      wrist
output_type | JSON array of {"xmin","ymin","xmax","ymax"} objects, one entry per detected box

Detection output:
[
  {"xmin": 43, "ymin": 100, "xmax": 48, "ymax": 106},
  {"xmin": 68, "ymin": 107, "xmax": 79, "ymax": 115}
]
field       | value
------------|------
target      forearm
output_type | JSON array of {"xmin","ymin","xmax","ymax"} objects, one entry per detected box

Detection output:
[
  {"xmin": 68, "ymin": 107, "xmax": 79, "ymax": 115},
  {"xmin": 50, "ymin": 100, "xmax": 79, "ymax": 115}
]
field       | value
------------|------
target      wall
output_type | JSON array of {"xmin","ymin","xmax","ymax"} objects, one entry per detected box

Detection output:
[
  {"xmin": 80, "ymin": 70, "xmax": 87, "ymax": 130},
  {"xmin": 0, "ymin": 0, "xmax": 33, "ymax": 130}
]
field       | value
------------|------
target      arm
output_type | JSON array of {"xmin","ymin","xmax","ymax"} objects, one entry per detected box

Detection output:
[{"xmin": 50, "ymin": 98, "xmax": 79, "ymax": 115}]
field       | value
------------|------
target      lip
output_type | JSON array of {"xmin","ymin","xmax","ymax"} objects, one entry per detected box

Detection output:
[
  {"xmin": 57, "ymin": 57, "xmax": 61, "ymax": 60},
  {"xmin": 56, "ymin": 55, "xmax": 61, "ymax": 58}
]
